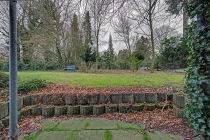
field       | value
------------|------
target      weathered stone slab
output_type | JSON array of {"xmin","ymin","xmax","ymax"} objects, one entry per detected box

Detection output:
[
  {"xmin": 35, "ymin": 131, "xmax": 71, "ymax": 140},
  {"xmin": 71, "ymin": 130, "xmax": 105, "ymax": 140},
  {"xmin": 65, "ymin": 94, "xmax": 77, "ymax": 105},
  {"xmin": 55, "ymin": 106, "xmax": 67, "ymax": 116},
  {"xmin": 110, "ymin": 94, "xmax": 122, "ymax": 104},
  {"xmin": 42, "ymin": 106, "xmax": 55, "ymax": 117},
  {"xmin": 52, "ymin": 94, "xmax": 66, "ymax": 105},
  {"xmin": 145, "ymin": 93, "xmax": 157, "ymax": 103},
  {"xmin": 122, "ymin": 93, "xmax": 134, "ymax": 103},
  {"xmin": 145, "ymin": 104, "xmax": 156, "ymax": 111},
  {"xmin": 0, "ymin": 103, "xmax": 8, "ymax": 119},
  {"xmin": 118, "ymin": 104, "xmax": 132, "ymax": 113},
  {"xmin": 88, "ymin": 94, "xmax": 99, "ymax": 105},
  {"xmin": 77, "ymin": 94, "xmax": 88, "ymax": 105},
  {"xmin": 132, "ymin": 104, "xmax": 144, "ymax": 112},
  {"xmin": 23, "ymin": 95, "xmax": 31, "ymax": 106},
  {"xmin": 105, "ymin": 104, "xmax": 118, "ymax": 113},
  {"xmin": 20, "ymin": 109, "xmax": 31, "ymax": 117},
  {"xmin": 31, "ymin": 95, "xmax": 38, "ymax": 105},
  {"xmin": 18, "ymin": 98, "xmax": 23, "ymax": 110},
  {"xmin": 134, "ymin": 93, "xmax": 145, "ymax": 103},
  {"xmin": 67, "ymin": 106, "xmax": 80, "ymax": 116},
  {"xmin": 80, "ymin": 106, "xmax": 92, "ymax": 115},
  {"xmin": 98, "ymin": 94, "xmax": 110, "ymax": 104},
  {"xmin": 31, "ymin": 107, "xmax": 42, "ymax": 116},
  {"xmin": 157, "ymin": 93, "xmax": 167, "ymax": 102},
  {"xmin": 93, "ymin": 105, "xmax": 105, "ymax": 116},
  {"xmin": 2, "ymin": 117, "xmax": 9, "ymax": 127},
  {"xmin": 173, "ymin": 94, "xmax": 185, "ymax": 108},
  {"xmin": 174, "ymin": 106, "xmax": 184, "ymax": 118}
]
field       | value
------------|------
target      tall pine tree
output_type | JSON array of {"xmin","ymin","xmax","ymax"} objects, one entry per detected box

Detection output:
[
  {"xmin": 82, "ymin": 11, "xmax": 95, "ymax": 63},
  {"xmin": 107, "ymin": 34, "xmax": 115, "ymax": 69},
  {"xmin": 83, "ymin": 11, "xmax": 92, "ymax": 45},
  {"xmin": 70, "ymin": 13, "xmax": 81, "ymax": 61}
]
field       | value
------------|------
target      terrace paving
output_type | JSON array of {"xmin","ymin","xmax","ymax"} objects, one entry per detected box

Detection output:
[{"xmin": 19, "ymin": 118, "xmax": 184, "ymax": 140}]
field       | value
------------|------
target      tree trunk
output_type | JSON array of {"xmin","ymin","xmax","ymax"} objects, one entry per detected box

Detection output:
[
  {"xmin": 149, "ymin": 8, "xmax": 155, "ymax": 73},
  {"xmin": 56, "ymin": 39, "xmax": 63, "ymax": 65},
  {"xmin": 96, "ymin": 32, "xmax": 99, "ymax": 70},
  {"xmin": 183, "ymin": 7, "xmax": 188, "ymax": 35}
]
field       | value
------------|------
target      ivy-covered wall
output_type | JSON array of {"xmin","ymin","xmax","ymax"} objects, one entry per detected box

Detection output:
[{"xmin": 185, "ymin": 0, "xmax": 210, "ymax": 139}]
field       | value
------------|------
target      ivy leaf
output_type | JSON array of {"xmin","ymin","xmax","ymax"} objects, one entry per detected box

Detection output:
[
  {"xmin": 207, "ymin": 31, "xmax": 210, "ymax": 38},
  {"xmin": 198, "ymin": 118, "xmax": 205, "ymax": 123}
]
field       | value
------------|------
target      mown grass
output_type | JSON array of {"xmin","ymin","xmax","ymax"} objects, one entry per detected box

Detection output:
[{"xmin": 16, "ymin": 71, "xmax": 184, "ymax": 88}]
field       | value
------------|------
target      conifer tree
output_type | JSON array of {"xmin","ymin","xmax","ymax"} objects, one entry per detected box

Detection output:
[
  {"xmin": 82, "ymin": 11, "xmax": 95, "ymax": 63},
  {"xmin": 107, "ymin": 34, "xmax": 115, "ymax": 69},
  {"xmin": 83, "ymin": 11, "xmax": 92, "ymax": 45},
  {"xmin": 70, "ymin": 13, "xmax": 81, "ymax": 60}
]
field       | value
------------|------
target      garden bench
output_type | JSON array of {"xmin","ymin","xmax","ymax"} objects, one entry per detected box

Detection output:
[{"xmin": 64, "ymin": 65, "xmax": 76, "ymax": 72}]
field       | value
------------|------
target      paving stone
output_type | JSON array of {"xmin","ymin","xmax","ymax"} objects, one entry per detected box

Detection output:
[
  {"xmin": 41, "ymin": 119, "xmax": 59, "ymax": 130},
  {"xmin": 111, "ymin": 130, "xmax": 143, "ymax": 140},
  {"xmin": 148, "ymin": 131, "xmax": 184, "ymax": 140},
  {"xmin": 38, "ymin": 118, "xmax": 184, "ymax": 140},
  {"xmin": 35, "ymin": 131, "xmax": 71, "ymax": 140},
  {"xmin": 57, "ymin": 118, "xmax": 87, "ymax": 130},
  {"xmin": 115, "ymin": 121, "xmax": 143, "ymax": 130},
  {"xmin": 83, "ymin": 118, "xmax": 119, "ymax": 129},
  {"xmin": 71, "ymin": 130, "xmax": 105, "ymax": 140}
]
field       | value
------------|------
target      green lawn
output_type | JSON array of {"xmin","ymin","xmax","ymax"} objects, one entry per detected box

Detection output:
[{"xmin": 16, "ymin": 71, "xmax": 184, "ymax": 88}]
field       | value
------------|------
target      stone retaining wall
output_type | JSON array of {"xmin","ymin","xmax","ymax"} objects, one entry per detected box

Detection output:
[{"xmin": 0, "ymin": 92, "xmax": 186, "ymax": 127}]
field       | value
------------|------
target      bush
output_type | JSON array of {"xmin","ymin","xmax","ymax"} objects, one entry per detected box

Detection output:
[
  {"xmin": 29, "ymin": 61, "xmax": 45, "ymax": 71},
  {"xmin": 17, "ymin": 61, "xmax": 61, "ymax": 71},
  {"xmin": 18, "ymin": 79, "xmax": 48, "ymax": 94},
  {"xmin": 45, "ymin": 61, "xmax": 60, "ymax": 70},
  {"xmin": 0, "ymin": 62, "xmax": 9, "ymax": 72},
  {"xmin": 0, "ymin": 71, "xmax": 9, "ymax": 89},
  {"xmin": 18, "ymin": 61, "xmax": 30, "ymax": 71}
]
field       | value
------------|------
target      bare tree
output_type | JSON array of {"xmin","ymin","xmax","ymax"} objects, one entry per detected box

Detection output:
[
  {"xmin": 112, "ymin": 6, "xmax": 134, "ymax": 57},
  {"xmin": 0, "ymin": 1, "xmax": 28, "ymax": 58},
  {"xmin": 0, "ymin": 2, "xmax": 9, "ymax": 57},
  {"xmin": 154, "ymin": 24, "xmax": 178, "ymax": 51},
  {"xmin": 86, "ymin": 0, "xmax": 114, "ymax": 69},
  {"xmin": 0, "ymin": 2, "xmax": 9, "ymax": 42},
  {"xmin": 131, "ymin": 0, "xmax": 169, "ymax": 73}
]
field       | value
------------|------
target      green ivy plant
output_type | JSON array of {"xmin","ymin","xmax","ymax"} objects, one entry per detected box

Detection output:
[{"xmin": 184, "ymin": 0, "xmax": 210, "ymax": 139}]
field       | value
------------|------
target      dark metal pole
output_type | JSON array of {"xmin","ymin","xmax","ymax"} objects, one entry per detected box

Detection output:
[{"xmin": 9, "ymin": 0, "xmax": 18, "ymax": 139}]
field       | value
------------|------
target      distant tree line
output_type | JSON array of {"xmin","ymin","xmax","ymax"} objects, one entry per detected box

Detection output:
[{"xmin": 0, "ymin": 0, "xmax": 190, "ymax": 72}]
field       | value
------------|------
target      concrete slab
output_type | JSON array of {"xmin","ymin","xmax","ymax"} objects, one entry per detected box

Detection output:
[
  {"xmin": 35, "ymin": 131, "xmax": 71, "ymax": 140},
  {"xmin": 20, "ymin": 118, "xmax": 184, "ymax": 140},
  {"xmin": 80, "ymin": 118, "xmax": 119, "ymax": 130},
  {"xmin": 71, "ymin": 130, "xmax": 105, "ymax": 140},
  {"xmin": 56, "ymin": 118, "xmax": 87, "ymax": 130},
  {"xmin": 111, "ymin": 130, "xmax": 143, "ymax": 140},
  {"xmin": 148, "ymin": 131, "xmax": 184, "ymax": 140},
  {"xmin": 56, "ymin": 118, "xmax": 143, "ymax": 130},
  {"xmin": 41, "ymin": 119, "xmax": 59, "ymax": 130}
]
